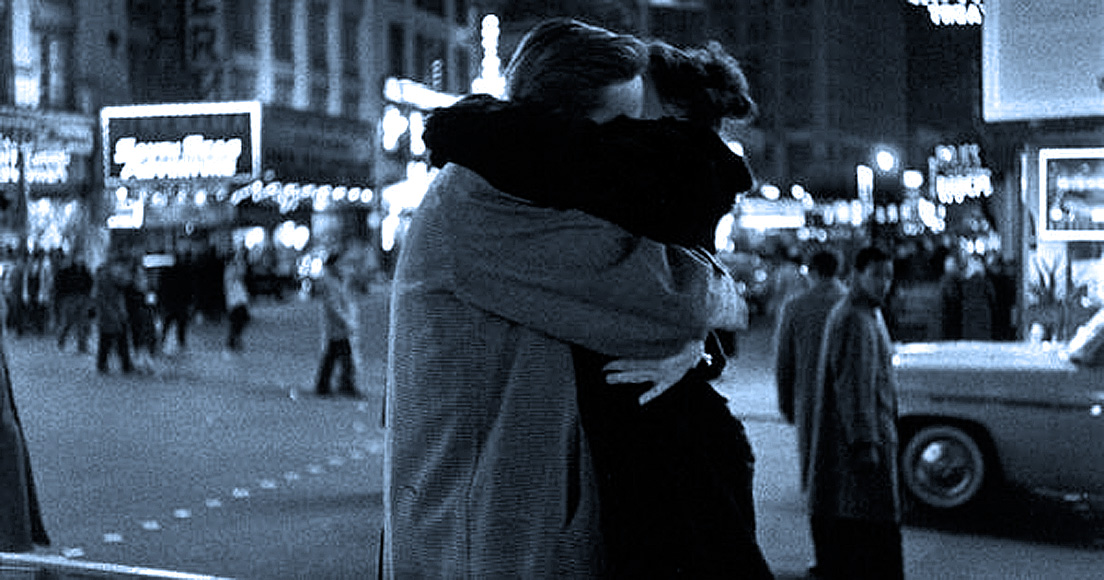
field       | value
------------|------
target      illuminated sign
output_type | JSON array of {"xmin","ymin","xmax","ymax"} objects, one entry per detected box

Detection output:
[
  {"xmin": 113, "ymin": 135, "xmax": 242, "ymax": 180},
  {"xmin": 930, "ymin": 143, "xmax": 992, "ymax": 204},
  {"xmin": 908, "ymin": 0, "xmax": 983, "ymax": 26},
  {"xmin": 0, "ymin": 137, "xmax": 72, "ymax": 185},
  {"xmin": 101, "ymin": 101, "xmax": 261, "ymax": 184},
  {"xmin": 1038, "ymin": 148, "xmax": 1104, "ymax": 241}
]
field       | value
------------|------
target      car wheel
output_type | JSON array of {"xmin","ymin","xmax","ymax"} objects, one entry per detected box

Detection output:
[{"xmin": 901, "ymin": 424, "xmax": 988, "ymax": 510}]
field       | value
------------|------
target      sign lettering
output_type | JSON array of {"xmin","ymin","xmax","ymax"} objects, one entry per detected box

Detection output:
[{"xmin": 113, "ymin": 134, "xmax": 243, "ymax": 180}]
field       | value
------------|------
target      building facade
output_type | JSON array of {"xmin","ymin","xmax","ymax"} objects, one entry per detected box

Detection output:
[
  {"xmin": 0, "ymin": 0, "xmax": 123, "ymax": 258},
  {"xmin": 113, "ymin": 0, "xmax": 476, "ymax": 267}
]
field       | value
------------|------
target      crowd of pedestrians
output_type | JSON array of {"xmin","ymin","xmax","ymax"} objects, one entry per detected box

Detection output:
[{"xmin": 0, "ymin": 245, "xmax": 263, "ymax": 375}]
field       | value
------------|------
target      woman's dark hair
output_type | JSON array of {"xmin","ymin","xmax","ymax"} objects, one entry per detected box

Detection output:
[
  {"xmin": 505, "ymin": 18, "xmax": 648, "ymax": 119},
  {"xmin": 647, "ymin": 40, "xmax": 756, "ymax": 129}
]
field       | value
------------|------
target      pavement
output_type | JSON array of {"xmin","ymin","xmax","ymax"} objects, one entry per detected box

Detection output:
[{"xmin": 2, "ymin": 290, "xmax": 1100, "ymax": 579}]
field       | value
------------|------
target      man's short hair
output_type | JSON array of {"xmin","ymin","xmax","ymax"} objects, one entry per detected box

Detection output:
[
  {"xmin": 854, "ymin": 246, "xmax": 892, "ymax": 273},
  {"xmin": 808, "ymin": 249, "xmax": 841, "ymax": 279},
  {"xmin": 505, "ymin": 19, "xmax": 648, "ymax": 119}
]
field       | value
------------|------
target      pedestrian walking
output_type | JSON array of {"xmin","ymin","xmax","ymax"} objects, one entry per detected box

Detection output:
[
  {"xmin": 314, "ymin": 252, "xmax": 356, "ymax": 397},
  {"xmin": 775, "ymin": 249, "xmax": 846, "ymax": 578},
  {"xmin": 55, "ymin": 254, "xmax": 94, "ymax": 353},
  {"xmin": 807, "ymin": 246, "xmax": 904, "ymax": 580},
  {"xmin": 224, "ymin": 251, "xmax": 250, "ymax": 353},
  {"xmin": 93, "ymin": 258, "xmax": 134, "ymax": 374},
  {"xmin": 158, "ymin": 253, "xmax": 194, "ymax": 353},
  {"xmin": 0, "ymin": 290, "xmax": 50, "ymax": 552},
  {"xmin": 125, "ymin": 262, "xmax": 160, "ymax": 372},
  {"xmin": 384, "ymin": 19, "xmax": 743, "ymax": 578}
]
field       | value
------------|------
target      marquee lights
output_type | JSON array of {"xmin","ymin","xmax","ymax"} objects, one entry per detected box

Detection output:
[
  {"xmin": 230, "ymin": 180, "xmax": 373, "ymax": 214},
  {"xmin": 908, "ymin": 0, "xmax": 983, "ymax": 26}
]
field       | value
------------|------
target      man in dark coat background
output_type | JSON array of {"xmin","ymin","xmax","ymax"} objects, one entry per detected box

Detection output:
[
  {"xmin": 806, "ymin": 246, "xmax": 903, "ymax": 580},
  {"xmin": 775, "ymin": 248, "xmax": 846, "ymax": 503}
]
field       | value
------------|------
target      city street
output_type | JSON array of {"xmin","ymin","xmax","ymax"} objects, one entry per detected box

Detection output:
[{"xmin": 3, "ymin": 289, "xmax": 1102, "ymax": 579}]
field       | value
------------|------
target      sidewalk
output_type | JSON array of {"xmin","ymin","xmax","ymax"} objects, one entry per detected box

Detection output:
[{"xmin": 715, "ymin": 316, "xmax": 785, "ymax": 423}]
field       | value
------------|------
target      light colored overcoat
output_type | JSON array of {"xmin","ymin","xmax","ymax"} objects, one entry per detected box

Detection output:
[
  {"xmin": 384, "ymin": 164, "xmax": 737, "ymax": 578},
  {"xmin": 806, "ymin": 292, "xmax": 901, "ymax": 523},
  {"xmin": 774, "ymin": 278, "xmax": 847, "ymax": 486}
]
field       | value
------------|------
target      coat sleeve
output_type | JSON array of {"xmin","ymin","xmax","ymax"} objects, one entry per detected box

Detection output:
[
  {"xmin": 444, "ymin": 172, "xmax": 735, "ymax": 359},
  {"xmin": 825, "ymin": 311, "xmax": 881, "ymax": 447},
  {"xmin": 774, "ymin": 298, "xmax": 797, "ymax": 424}
]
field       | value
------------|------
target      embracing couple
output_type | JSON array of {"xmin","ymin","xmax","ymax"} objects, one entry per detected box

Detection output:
[{"xmin": 384, "ymin": 18, "xmax": 774, "ymax": 579}]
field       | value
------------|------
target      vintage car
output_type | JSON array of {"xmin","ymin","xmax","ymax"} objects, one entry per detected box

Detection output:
[{"xmin": 894, "ymin": 337, "xmax": 1104, "ymax": 512}]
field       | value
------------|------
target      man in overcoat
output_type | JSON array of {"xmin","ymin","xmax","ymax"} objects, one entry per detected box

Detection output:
[
  {"xmin": 806, "ymin": 246, "xmax": 903, "ymax": 579},
  {"xmin": 384, "ymin": 19, "xmax": 744, "ymax": 579},
  {"xmin": 775, "ymin": 249, "xmax": 845, "ymax": 488}
]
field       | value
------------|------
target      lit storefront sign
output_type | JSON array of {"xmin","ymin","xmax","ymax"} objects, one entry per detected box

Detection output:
[
  {"xmin": 908, "ymin": 0, "xmax": 983, "ymax": 26},
  {"xmin": 1039, "ymin": 148, "xmax": 1104, "ymax": 241},
  {"xmin": 101, "ymin": 101, "xmax": 261, "ymax": 185},
  {"xmin": 737, "ymin": 198, "xmax": 806, "ymax": 230},
  {"xmin": 930, "ymin": 143, "xmax": 993, "ymax": 204},
  {"xmin": 101, "ymin": 101, "xmax": 260, "ymax": 229}
]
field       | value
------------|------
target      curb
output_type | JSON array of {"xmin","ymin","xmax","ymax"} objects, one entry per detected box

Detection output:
[{"xmin": 0, "ymin": 552, "xmax": 233, "ymax": 579}]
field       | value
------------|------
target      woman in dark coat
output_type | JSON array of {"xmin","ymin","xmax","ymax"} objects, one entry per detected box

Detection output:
[
  {"xmin": 0, "ymin": 294, "xmax": 50, "ymax": 552},
  {"xmin": 425, "ymin": 39, "xmax": 772, "ymax": 579}
]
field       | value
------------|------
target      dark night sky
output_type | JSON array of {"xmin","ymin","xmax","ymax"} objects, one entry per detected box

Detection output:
[{"xmin": 904, "ymin": 4, "xmax": 983, "ymax": 137}]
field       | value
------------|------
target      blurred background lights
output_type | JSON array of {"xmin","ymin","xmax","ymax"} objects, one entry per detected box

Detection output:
[
  {"xmin": 275, "ymin": 220, "xmax": 310, "ymax": 251},
  {"xmin": 875, "ymin": 148, "xmax": 897, "ymax": 173},
  {"xmin": 714, "ymin": 213, "xmax": 735, "ymax": 252},
  {"xmin": 790, "ymin": 184, "xmax": 806, "ymax": 200},
  {"xmin": 903, "ymin": 169, "xmax": 924, "ymax": 189},
  {"xmin": 243, "ymin": 226, "xmax": 266, "ymax": 250},
  {"xmin": 760, "ymin": 184, "xmax": 780, "ymax": 200},
  {"xmin": 409, "ymin": 111, "xmax": 426, "ymax": 156},
  {"xmin": 382, "ymin": 106, "xmax": 408, "ymax": 151}
]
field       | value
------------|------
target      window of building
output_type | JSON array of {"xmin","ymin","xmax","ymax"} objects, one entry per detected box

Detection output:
[
  {"xmin": 343, "ymin": 82, "xmax": 360, "ymax": 119},
  {"xmin": 414, "ymin": 33, "xmax": 445, "ymax": 88},
  {"xmin": 227, "ymin": 0, "xmax": 255, "ymax": 51},
  {"xmin": 415, "ymin": 0, "xmax": 444, "ymax": 16},
  {"xmin": 310, "ymin": 0, "xmax": 328, "ymax": 69},
  {"xmin": 273, "ymin": 0, "xmax": 294, "ymax": 62},
  {"xmin": 229, "ymin": 65, "xmax": 255, "ymax": 100},
  {"xmin": 388, "ymin": 24, "xmax": 405, "ymax": 78},
  {"xmin": 453, "ymin": 45, "xmax": 470, "ymax": 94},
  {"xmin": 40, "ymin": 34, "xmax": 70, "ymax": 109},
  {"xmin": 455, "ymin": 0, "xmax": 469, "ymax": 24},
  {"xmin": 275, "ymin": 75, "xmax": 294, "ymax": 106},
  {"xmin": 342, "ymin": 10, "xmax": 359, "ymax": 76},
  {"xmin": 312, "ymin": 79, "xmax": 327, "ymax": 113}
]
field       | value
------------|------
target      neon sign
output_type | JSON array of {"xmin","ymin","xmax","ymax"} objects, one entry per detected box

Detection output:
[
  {"xmin": 0, "ymin": 137, "xmax": 71, "ymax": 185},
  {"xmin": 930, "ymin": 143, "xmax": 992, "ymax": 204},
  {"xmin": 908, "ymin": 0, "xmax": 983, "ymax": 26},
  {"xmin": 101, "ymin": 101, "xmax": 260, "ymax": 184},
  {"xmin": 113, "ymin": 135, "xmax": 243, "ymax": 180}
]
